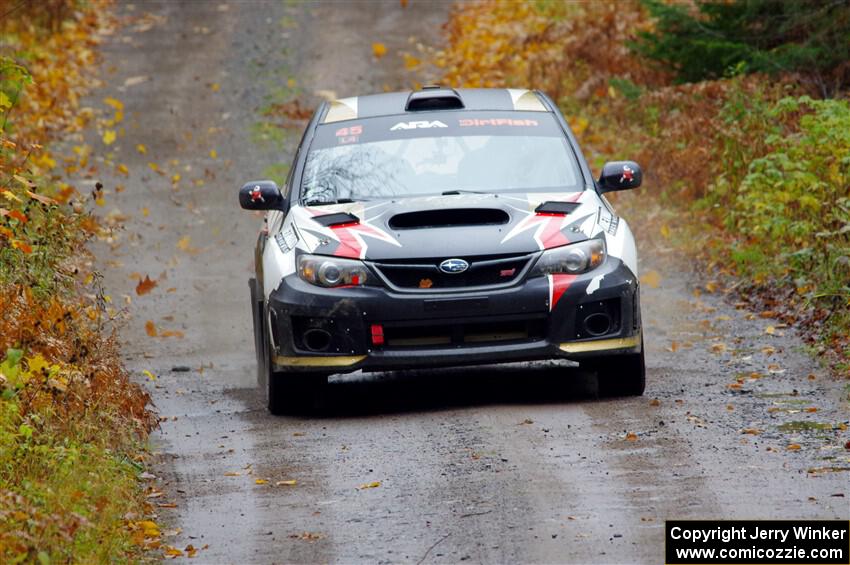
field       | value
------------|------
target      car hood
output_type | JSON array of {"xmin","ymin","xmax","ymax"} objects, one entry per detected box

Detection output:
[{"xmin": 290, "ymin": 192, "xmax": 603, "ymax": 261}]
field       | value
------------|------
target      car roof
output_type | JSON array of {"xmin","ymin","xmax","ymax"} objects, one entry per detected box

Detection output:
[{"xmin": 320, "ymin": 87, "xmax": 550, "ymax": 124}]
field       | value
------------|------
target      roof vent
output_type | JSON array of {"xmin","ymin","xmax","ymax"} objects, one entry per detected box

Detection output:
[{"xmin": 405, "ymin": 87, "xmax": 464, "ymax": 111}]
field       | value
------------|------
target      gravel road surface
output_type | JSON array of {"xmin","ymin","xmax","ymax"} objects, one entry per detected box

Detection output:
[{"xmin": 92, "ymin": 2, "xmax": 849, "ymax": 563}]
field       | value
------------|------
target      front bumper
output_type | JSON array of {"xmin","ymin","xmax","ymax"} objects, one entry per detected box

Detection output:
[{"xmin": 267, "ymin": 258, "xmax": 641, "ymax": 373}]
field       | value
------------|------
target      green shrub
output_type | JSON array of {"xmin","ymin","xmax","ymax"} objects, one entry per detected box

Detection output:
[
  {"xmin": 713, "ymin": 96, "xmax": 850, "ymax": 335},
  {"xmin": 634, "ymin": 0, "xmax": 850, "ymax": 96}
]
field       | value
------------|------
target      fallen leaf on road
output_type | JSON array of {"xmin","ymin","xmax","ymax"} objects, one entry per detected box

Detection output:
[
  {"xmin": 224, "ymin": 471, "xmax": 241, "ymax": 477},
  {"xmin": 372, "ymin": 42, "xmax": 387, "ymax": 58},
  {"xmin": 787, "ymin": 444, "xmax": 802, "ymax": 451},
  {"xmin": 102, "ymin": 129, "xmax": 116, "ymax": 145},
  {"xmin": 805, "ymin": 407, "xmax": 818, "ymax": 413},
  {"xmin": 176, "ymin": 235, "xmax": 193, "ymax": 251},
  {"xmin": 255, "ymin": 479, "xmax": 268, "ymax": 485},
  {"xmin": 103, "ymin": 96, "xmax": 123, "ymax": 111},
  {"xmin": 741, "ymin": 428, "xmax": 762, "ymax": 435},
  {"xmin": 358, "ymin": 481, "xmax": 381, "ymax": 490},
  {"xmin": 124, "ymin": 75, "xmax": 149, "ymax": 87},
  {"xmin": 164, "ymin": 546, "xmax": 183, "ymax": 557},
  {"xmin": 711, "ymin": 343, "xmax": 727, "ymax": 353},
  {"xmin": 142, "ymin": 370, "xmax": 156, "ymax": 381},
  {"xmin": 276, "ymin": 480, "xmax": 297, "ymax": 486},
  {"xmin": 209, "ymin": 149, "xmax": 217, "ymax": 159},
  {"xmin": 640, "ymin": 270, "xmax": 661, "ymax": 289},
  {"xmin": 667, "ymin": 341, "xmax": 678, "ymax": 352},
  {"xmin": 765, "ymin": 325, "xmax": 776, "ymax": 335},
  {"xmin": 135, "ymin": 275, "xmax": 157, "ymax": 295},
  {"xmin": 625, "ymin": 432, "xmax": 638, "ymax": 441},
  {"xmin": 704, "ymin": 280, "xmax": 718, "ymax": 293},
  {"xmin": 145, "ymin": 320, "xmax": 157, "ymax": 337},
  {"xmin": 649, "ymin": 398, "xmax": 660, "ymax": 407},
  {"xmin": 290, "ymin": 532, "xmax": 323, "ymax": 542},
  {"xmin": 159, "ymin": 330, "xmax": 184, "ymax": 338}
]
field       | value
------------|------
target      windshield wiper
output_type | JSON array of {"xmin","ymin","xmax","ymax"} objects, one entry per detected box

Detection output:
[
  {"xmin": 303, "ymin": 197, "xmax": 369, "ymax": 206},
  {"xmin": 440, "ymin": 189, "xmax": 493, "ymax": 196}
]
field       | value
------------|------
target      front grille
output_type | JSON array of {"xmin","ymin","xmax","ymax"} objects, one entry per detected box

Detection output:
[
  {"xmin": 381, "ymin": 316, "xmax": 546, "ymax": 348},
  {"xmin": 371, "ymin": 252, "xmax": 534, "ymax": 290}
]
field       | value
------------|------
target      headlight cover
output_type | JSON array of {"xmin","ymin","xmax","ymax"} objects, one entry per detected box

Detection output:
[
  {"xmin": 297, "ymin": 254, "xmax": 373, "ymax": 287},
  {"xmin": 532, "ymin": 238, "xmax": 606, "ymax": 276}
]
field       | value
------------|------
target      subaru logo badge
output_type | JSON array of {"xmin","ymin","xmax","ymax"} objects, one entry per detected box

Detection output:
[{"xmin": 439, "ymin": 258, "xmax": 469, "ymax": 274}]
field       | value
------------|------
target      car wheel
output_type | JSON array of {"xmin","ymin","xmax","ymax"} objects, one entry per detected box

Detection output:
[
  {"xmin": 585, "ymin": 338, "xmax": 646, "ymax": 397},
  {"xmin": 259, "ymin": 310, "xmax": 327, "ymax": 415}
]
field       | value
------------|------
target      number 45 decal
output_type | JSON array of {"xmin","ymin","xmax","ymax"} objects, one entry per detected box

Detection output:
[{"xmin": 335, "ymin": 125, "xmax": 363, "ymax": 136}]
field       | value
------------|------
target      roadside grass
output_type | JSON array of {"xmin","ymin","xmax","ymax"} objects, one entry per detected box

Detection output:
[
  {"xmin": 1, "ymin": 1, "xmax": 159, "ymax": 561},
  {"xmin": 429, "ymin": 0, "xmax": 850, "ymax": 376}
]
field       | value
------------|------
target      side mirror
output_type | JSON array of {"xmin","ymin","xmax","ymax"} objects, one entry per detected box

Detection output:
[
  {"xmin": 238, "ymin": 180, "xmax": 285, "ymax": 210},
  {"xmin": 598, "ymin": 161, "xmax": 642, "ymax": 193}
]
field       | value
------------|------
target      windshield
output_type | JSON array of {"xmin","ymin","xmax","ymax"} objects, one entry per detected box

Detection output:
[{"xmin": 301, "ymin": 112, "xmax": 583, "ymax": 203}]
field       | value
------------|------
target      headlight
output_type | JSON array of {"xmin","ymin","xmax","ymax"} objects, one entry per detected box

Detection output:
[
  {"xmin": 532, "ymin": 238, "xmax": 606, "ymax": 276},
  {"xmin": 297, "ymin": 254, "xmax": 373, "ymax": 287}
]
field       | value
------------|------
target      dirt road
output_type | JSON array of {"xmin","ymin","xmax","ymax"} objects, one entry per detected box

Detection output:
[{"xmin": 92, "ymin": 2, "xmax": 849, "ymax": 563}]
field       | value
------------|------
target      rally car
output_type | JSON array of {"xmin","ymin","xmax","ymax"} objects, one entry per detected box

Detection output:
[{"xmin": 240, "ymin": 86, "xmax": 645, "ymax": 414}]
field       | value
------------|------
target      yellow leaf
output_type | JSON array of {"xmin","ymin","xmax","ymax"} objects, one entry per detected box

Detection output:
[
  {"xmin": 27, "ymin": 354, "xmax": 51, "ymax": 375},
  {"xmin": 209, "ymin": 149, "xmax": 217, "ymax": 159},
  {"xmin": 102, "ymin": 129, "xmax": 117, "ymax": 145},
  {"xmin": 210, "ymin": 82, "xmax": 220, "ymax": 92},
  {"xmin": 164, "ymin": 547, "xmax": 183, "ymax": 557},
  {"xmin": 786, "ymin": 444, "xmax": 801, "ymax": 451},
  {"xmin": 660, "ymin": 224, "xmax": 671, "ymax": 239},
  {"xmin": 171, "ymin": 173, "xmax": 181, "ymax": 183},
  {"xmin": 275, "ymin": 480, "xmax": 297, "ymax": 486},
  {"xmin": 142, "ymin": 369, "xmax": 157, "ymax": 381},
  {"xmin": 287, "ymin": 78, "xmax": 297, "ymax": 89},
  {"xmin": 372, "ymin": 42, "xmax": 387, "ymax": 58},
  {"xmin": 402, "ymin": 53, "xmax": 420, "ymax": 70},
  {"xmin": 357, "ymin": 481, "xmax": 381, "ymax": 490},
  {"xmin": 704, "ymin": 281, "xmax": 718, "ymax": 293},
  {"xmin": 148, "ymin": 162, "xmax": 160, "ymax": 172},
  {"xmin": 640, "ymin": 270, "xmax": 661, "ymax": 289},
  {"xmin": 117, "ymin": 163, "xmax": 129, "ymax": 176},
  {"xmin": 145, "ymin": 320, "xmax": 157, "ymax": 337},
  {"xmin": 103, "ymin": 97, "xmax": 124, "ymax": 111},
  {"xmin": 142, "ymin": 207, "xmax": 150, "ymax": 217},
  {"xmin": 764, "ymin": 325, "xmax": 776, "ymax": 335},
  {"xmin": 2, "ymin": 189, "xmax": 22, "ymax": 203},
  {"xmin": 176, "ymin": 235, "xmax": 192, "ymax": 251},
  {"xmin": 255, "ymin": 479, "xmax": 268, "ymax": 485},
  {"xmin": 136, "ymin": 144, "xmax": 147, "ymax": 154}
]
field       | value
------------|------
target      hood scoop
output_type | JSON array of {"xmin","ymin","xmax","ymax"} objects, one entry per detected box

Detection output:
[
  {"xmin": 312, "ymin": 211, "xmax": 360, "ymax": 227},
  {"xmin": 388, "ymin": 208, "xmax": 510, "ymax": 230},
  {"xmin": 535, "ymin": 201, "xmax": 581, "ymax": 215}
]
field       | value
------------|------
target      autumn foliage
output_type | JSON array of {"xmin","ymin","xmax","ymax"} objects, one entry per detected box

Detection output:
[{"xmin": 1, "ymin": 0, "xmax": 158, "ymax": 561}]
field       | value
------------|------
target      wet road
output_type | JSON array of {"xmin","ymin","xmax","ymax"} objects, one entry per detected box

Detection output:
[{"xmin": 92, "ymin": 2, "xmax": 849, "ymax": 563}]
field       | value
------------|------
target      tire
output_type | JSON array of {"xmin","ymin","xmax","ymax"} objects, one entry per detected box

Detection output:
[
  {"xmin": 586, "ymin": 339, "xmax": 646, "ymax": 397},
  {"xmin": 258, "ymin": 303, "xmax": 327, "ymax": 416}
]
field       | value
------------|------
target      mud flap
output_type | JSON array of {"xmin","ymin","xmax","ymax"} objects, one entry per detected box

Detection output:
[{"xmin": 249, "ymin": 278, "xmax": 265, "ymax": 387}]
